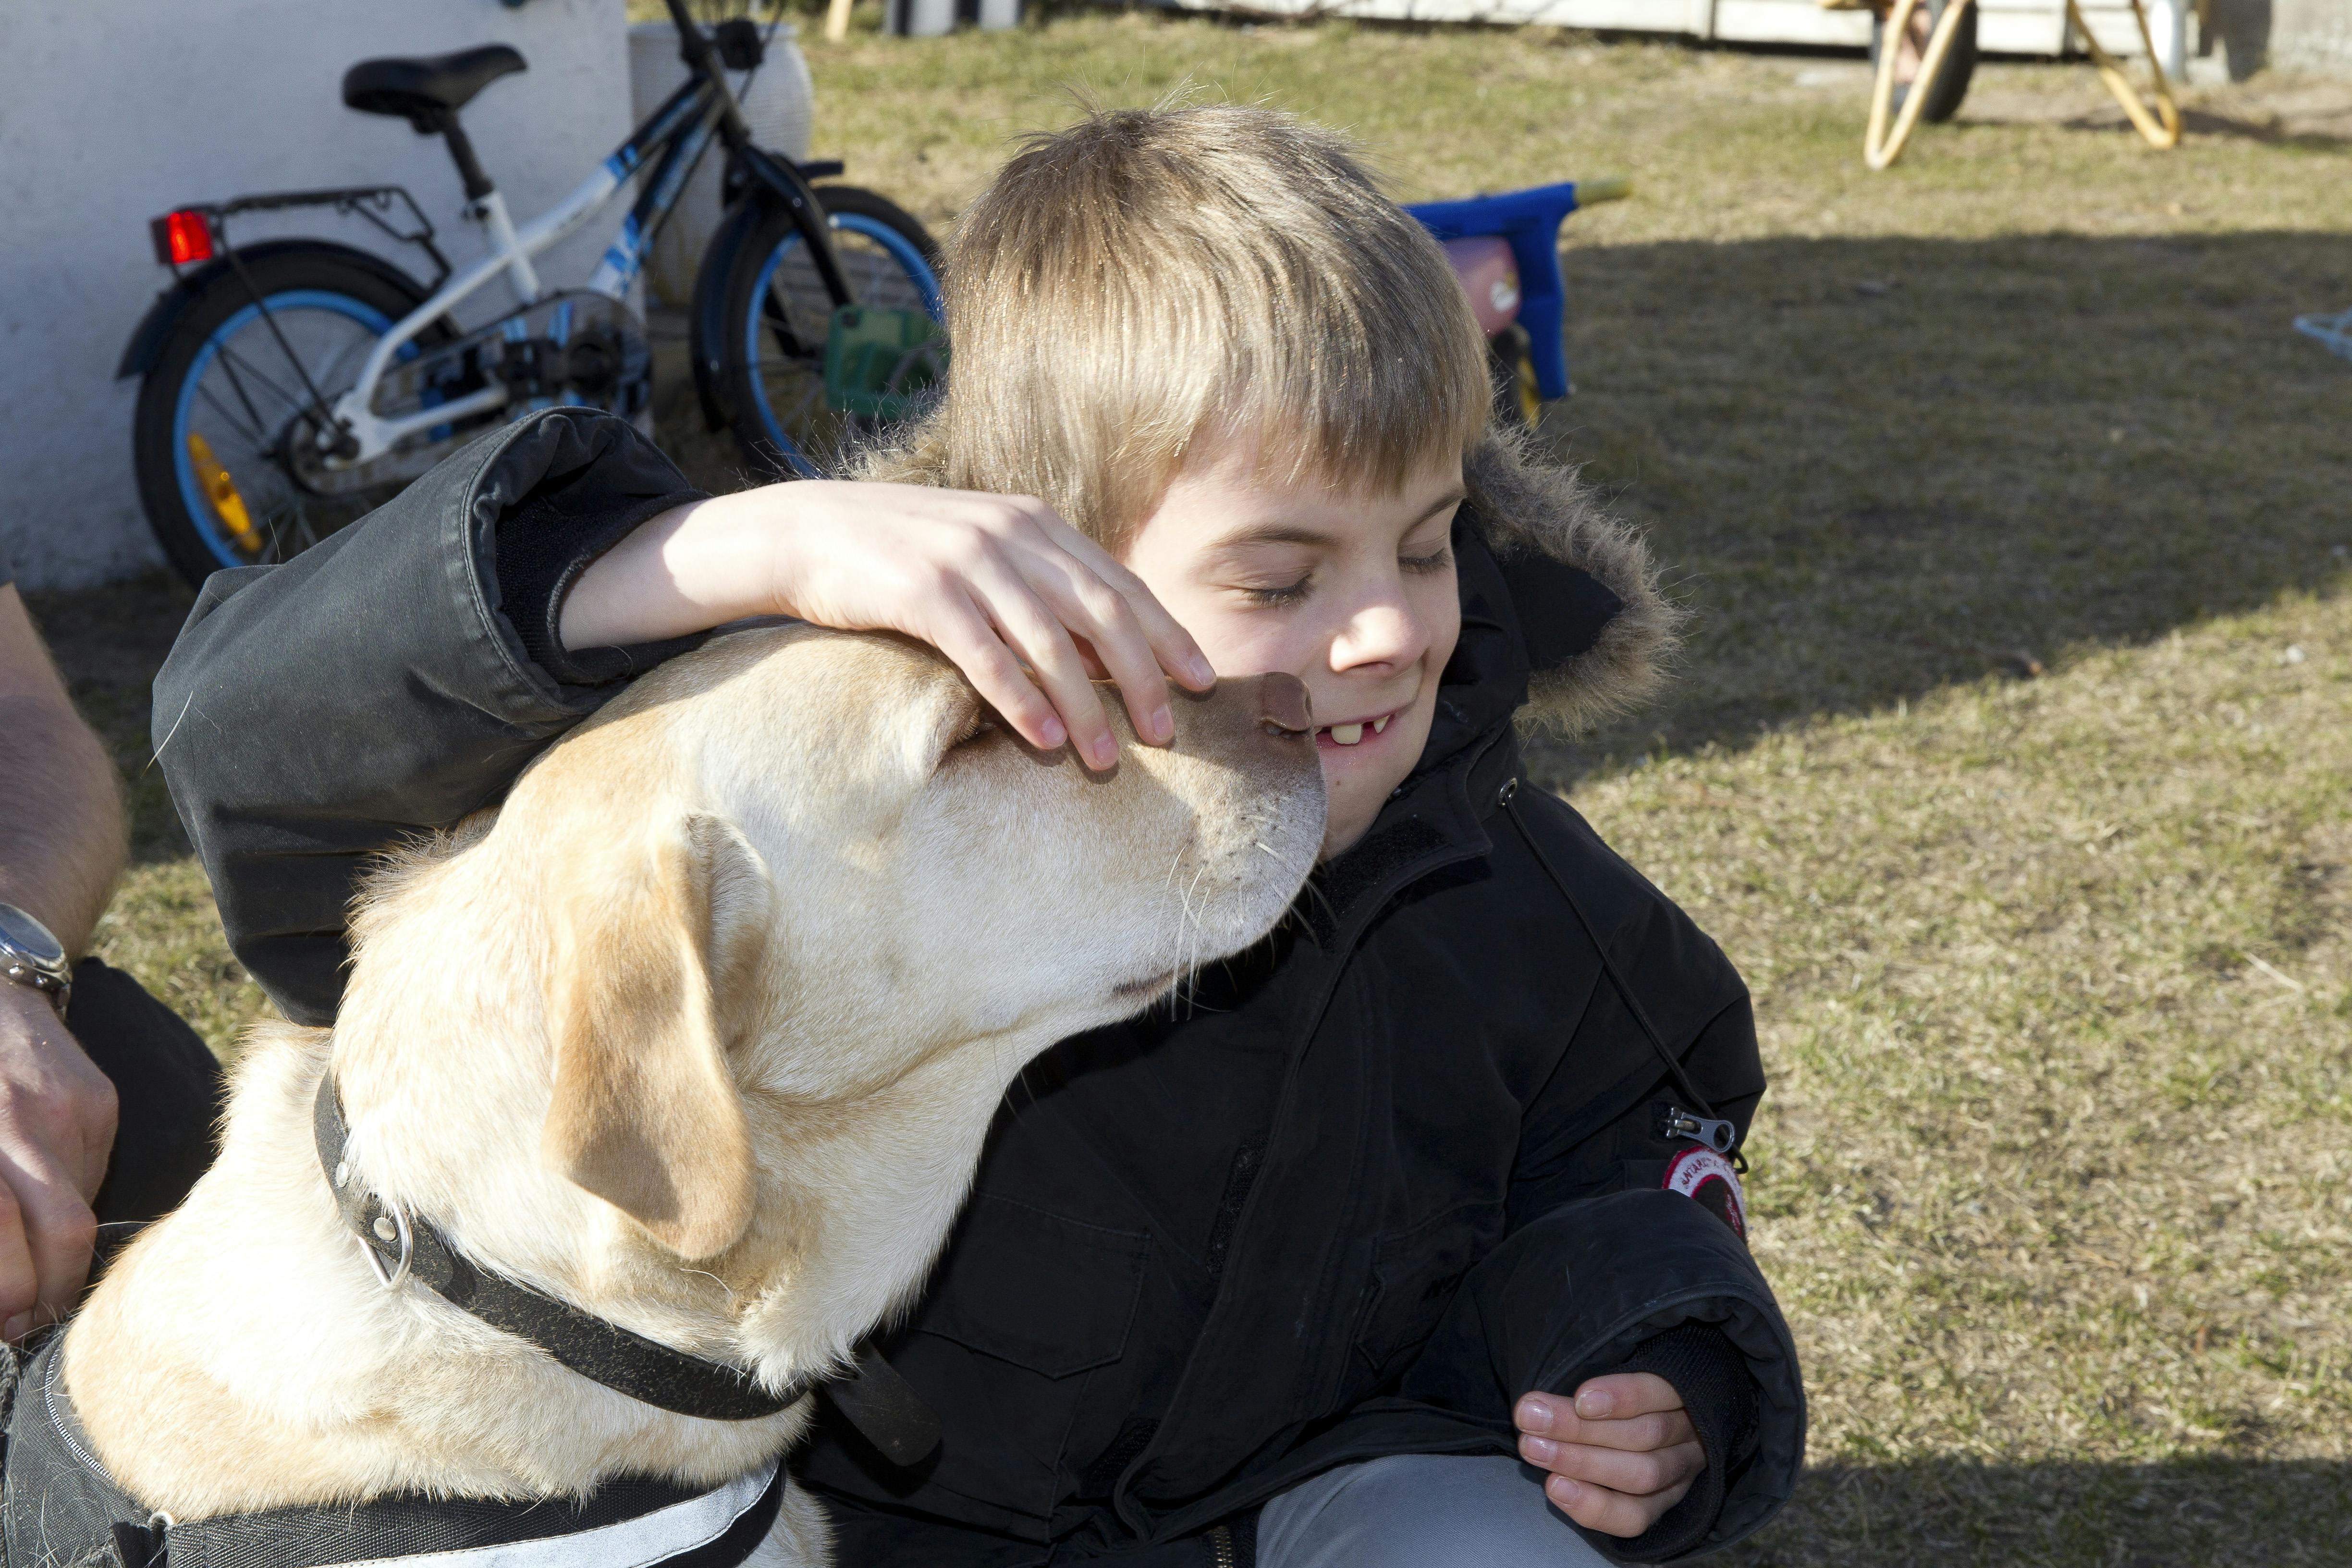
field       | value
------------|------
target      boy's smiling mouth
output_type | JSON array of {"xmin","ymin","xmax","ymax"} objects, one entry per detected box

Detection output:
[{"xmin": 1316, "ymin": 709, "xmax": 1398, "ymax": 749}]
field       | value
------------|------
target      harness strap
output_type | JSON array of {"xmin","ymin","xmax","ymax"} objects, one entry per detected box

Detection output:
[
  {"xmin": 153, "ymin": 1458, "xmax": 786, "ymax": 1568},
  {"xmin": 309, "ymin": 1073, "xmax": 940, "ymax": 1462}
]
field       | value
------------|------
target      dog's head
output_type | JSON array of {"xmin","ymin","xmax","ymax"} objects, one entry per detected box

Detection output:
[{"xmin": 335, "ymin": 627, "xmax": 1321, "ymax": 1362}]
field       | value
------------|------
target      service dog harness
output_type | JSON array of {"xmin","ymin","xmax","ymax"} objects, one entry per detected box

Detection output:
[{"xmin": 0, "ymin": 1075, "xmax": 940, "ymax": 1568}]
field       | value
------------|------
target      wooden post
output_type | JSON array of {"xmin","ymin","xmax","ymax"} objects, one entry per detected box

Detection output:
[{"xmin": 825, "ymin": 0, "xmax": 853, "ymax": 42}]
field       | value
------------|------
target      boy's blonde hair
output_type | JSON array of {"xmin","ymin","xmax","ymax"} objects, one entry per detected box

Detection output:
[{"xmin": 868, "ymin": 105, "xmax": 1490, "ymax": 551}]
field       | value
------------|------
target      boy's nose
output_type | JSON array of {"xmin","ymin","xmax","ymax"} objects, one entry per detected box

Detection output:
[{"xmin": 1255, "ymin": 673, "xmax": 1312, "ymax": 736}]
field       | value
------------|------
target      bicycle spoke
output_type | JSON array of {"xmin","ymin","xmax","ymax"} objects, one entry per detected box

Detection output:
[
  {"xmin": 764, "ymin": 276, "xmax": 817, "ymax": 356},
  {"xmin": 208, "ymin": 344, "xmax": 290, "ymax": 446},
  {"xmin": 195, "ymin": 382, "xmax": 274, "ymax": 450},
  {"xmin": 211, "ymin": 341, "xmax": 313, "ymax": 430}
]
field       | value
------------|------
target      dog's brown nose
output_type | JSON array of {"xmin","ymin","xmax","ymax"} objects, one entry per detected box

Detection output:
[{"xmin": 1255, "ymin": 673, "xmax": 1312, "ymax": 737}]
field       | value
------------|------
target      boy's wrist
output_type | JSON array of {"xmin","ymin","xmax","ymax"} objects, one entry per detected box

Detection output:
[{"xmin": 559, "ymin": 489, "xmax": 796, "ymax": 652}]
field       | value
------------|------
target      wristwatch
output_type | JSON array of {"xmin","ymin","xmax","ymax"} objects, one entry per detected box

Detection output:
[{"xmin": 0, "ymin": 903, "xmax": 72, "ymax": 1014}]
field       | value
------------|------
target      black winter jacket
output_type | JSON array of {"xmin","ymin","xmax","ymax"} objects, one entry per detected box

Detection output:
[{"xmin": 154, "ymin": 411, "xmax": 1803, "ymax": 1566}]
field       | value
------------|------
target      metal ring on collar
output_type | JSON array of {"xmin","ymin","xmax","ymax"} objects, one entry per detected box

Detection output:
[{"xmin": 362, "ymin": 1199, "xmax": 416, "ymax": 1291}]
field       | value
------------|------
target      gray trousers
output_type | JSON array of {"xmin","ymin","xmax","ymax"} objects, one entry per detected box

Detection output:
[{"xmin": 1256, "ymin": 1454, "xmax": 1614, "ymax": 1568}]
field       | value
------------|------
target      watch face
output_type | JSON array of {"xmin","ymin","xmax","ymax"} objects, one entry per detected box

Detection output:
[{"xmin": 0, "ymin": 905, "xmax": 64, "ymax": 966}]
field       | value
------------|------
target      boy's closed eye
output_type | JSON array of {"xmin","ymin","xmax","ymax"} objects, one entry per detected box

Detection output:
[{"xmin": 1221, "ymin": 526, "xmax": 1458, "ymax": 610}]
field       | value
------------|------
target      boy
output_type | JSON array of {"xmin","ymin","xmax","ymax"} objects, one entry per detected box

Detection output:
[{"xmin": 158, "ymin": 108, "xmax": 1801, "ymax": 1564}]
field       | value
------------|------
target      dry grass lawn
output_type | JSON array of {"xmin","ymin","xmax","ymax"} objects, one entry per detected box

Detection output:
[{"xmin": 32, "ymin": 13, "xmax": 2352, "ymax": 1564}]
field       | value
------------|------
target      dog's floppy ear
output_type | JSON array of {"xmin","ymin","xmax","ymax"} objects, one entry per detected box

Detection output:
[{"xmin": 541, "ymin": 812, "xmax": 774, "ymax": 1260}]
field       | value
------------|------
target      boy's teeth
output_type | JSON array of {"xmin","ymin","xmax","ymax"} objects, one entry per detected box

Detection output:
[
  {"xmin": 1372, "ymin": 714, "xmax": 1390, "ymax": 734},
  {"xmin": 1329, "ymin": 723, "xmax": 1364, "ymax": 746}
]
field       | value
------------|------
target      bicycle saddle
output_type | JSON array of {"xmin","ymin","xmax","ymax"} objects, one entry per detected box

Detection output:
[{"xmin": 344, "ymin": 45, "xmax": 527, "ymax": 127}]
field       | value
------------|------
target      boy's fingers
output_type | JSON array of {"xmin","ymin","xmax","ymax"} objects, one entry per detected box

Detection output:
[
  {"xmin": 1544, "ymin": 1472, "xmax": 1697, "ymax": 1540},
  {"xmin": 1024, "ymin": 558, "xmax": 1175, "ymax": 746},
  {"xmin": 1025, "ymin": 510, "xmax": 1215, "ymax": 691},
  {"xmin": 961, "ymin": 564, "xmax": 1119, "ymax": 770},
  {"xmin": 1517, "ymin": 1402, "xmax": 1695, "ymax": 1456},
  {"xmin": 927, "ymin": 599, "xmax": 1066, "ymax": 754},
  {"xmin": 1517, "ymin": 1389, "xmax": 1693, "ymax": 1452},
  {"xmin": 1570, "ymin": 1373, "xmax": 1685, "ymax": 1422},
  {"xmin": 1519, "ymin": 1434, "xmax": 1705, "ymax": 1498}
]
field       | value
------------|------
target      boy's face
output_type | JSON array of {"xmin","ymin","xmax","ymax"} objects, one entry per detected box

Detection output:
[{"xmin": 1123, "ymin": 443, "xmax": 1464, "ymax": 861}]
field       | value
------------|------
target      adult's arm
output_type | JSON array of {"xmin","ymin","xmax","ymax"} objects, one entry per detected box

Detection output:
[
  {"xmin": 0, "ymin": 586, "xmax": 124, "ymax": 953},
  {"xmin": 0, "ymin": 579, "xmax": 127, "ymax": 1336}
]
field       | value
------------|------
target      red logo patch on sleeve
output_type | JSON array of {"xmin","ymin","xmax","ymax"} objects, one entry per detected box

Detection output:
[{"xmin": 1663, "ymin": 1145, "xmax": 1747, "ymax": 1240}]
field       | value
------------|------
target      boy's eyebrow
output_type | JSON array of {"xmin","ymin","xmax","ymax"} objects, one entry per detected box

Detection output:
[{"xmin": 1209, "ymin": 490, "xmax": 1469, "ymax": 552}]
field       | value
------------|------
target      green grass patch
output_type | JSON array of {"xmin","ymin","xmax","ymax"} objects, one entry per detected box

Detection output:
[{"xmin": 34, "ymin": 17, "xmax": 2352, "ymax": 1563}]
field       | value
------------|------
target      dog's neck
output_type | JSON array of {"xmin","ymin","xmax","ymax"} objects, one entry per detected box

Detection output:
[{"xmin": 61, "ymin": 1017, "xmax": 1018, "ymax": 1520}]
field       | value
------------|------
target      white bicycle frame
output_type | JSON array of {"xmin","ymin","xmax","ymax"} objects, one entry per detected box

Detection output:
[{"xmin": 326, "ymin": 91, "xmax": 714, "ymax": 466}]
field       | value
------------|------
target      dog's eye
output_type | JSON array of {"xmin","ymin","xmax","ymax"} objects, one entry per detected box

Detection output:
[{"xmin": 948, "ymin": 711, "xmax": 997, "ymax": 750}]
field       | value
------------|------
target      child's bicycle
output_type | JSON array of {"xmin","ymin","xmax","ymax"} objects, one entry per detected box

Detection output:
[
  {"xmin": 118, "ymin": 0, "xmax": 940, "ymax": 587},
  {"xmin": 1406, "ymin": 177, "xmax": 1631, "ymax": 428}
]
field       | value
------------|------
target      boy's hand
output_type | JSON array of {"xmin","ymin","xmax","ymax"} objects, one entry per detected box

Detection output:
[
  {"xmin": 561, "ymin": 483, "xmax": 1215, "ymax": 772},
  {"xmin": 1515, "ymin": 1374, "xmax": 1704, "ymax": 1539}
]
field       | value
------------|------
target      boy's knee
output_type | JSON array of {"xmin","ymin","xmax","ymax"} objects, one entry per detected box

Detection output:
[{"xmin": 1256, "ymin": 1454, "xmax": 1613, "ymax": 1568}]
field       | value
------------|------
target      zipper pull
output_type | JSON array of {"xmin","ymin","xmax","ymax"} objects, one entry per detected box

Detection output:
[{"xmin": 1654, "ymin": 1102, "xmax": 1738, "ymax": 1156}]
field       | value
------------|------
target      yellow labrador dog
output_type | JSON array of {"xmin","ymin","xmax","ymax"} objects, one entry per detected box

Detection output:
[{"xmin": 42, "ymin": 626, "xmax": 1321, "ymax": 1565}]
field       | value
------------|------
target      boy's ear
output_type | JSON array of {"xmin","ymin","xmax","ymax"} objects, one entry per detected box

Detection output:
[{"xmin": 541, "ymin": 812, "xmax": 775, "ymax": 1260}]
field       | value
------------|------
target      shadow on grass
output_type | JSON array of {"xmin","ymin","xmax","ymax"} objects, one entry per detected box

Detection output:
[
  {"xmin": 1726, "ymin": 1458, "xmax": 2352, "ymax": 1567},
  {"xmin": 2172, "ymin": 109, "xmax": 2352, "ymax": 151},
  {"xmin": 1529, "ymin": 227, "xmax": 2352, "ymax": 784}
]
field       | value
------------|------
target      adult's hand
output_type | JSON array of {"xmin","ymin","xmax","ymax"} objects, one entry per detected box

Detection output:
[
  {"xmin": 1514, "ymin": 1372, "xmax": 1706, "ymax": 1538},
  {"xmin": 0, "ymin": 985, "xmax": 116, "ymax": 1340},
  {"xmin": 560, "ymin": 483, "xmax": 1216, "ymax": 772}
]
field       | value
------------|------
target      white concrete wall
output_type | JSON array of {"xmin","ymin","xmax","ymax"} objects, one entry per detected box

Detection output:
[
  {"xmin": 0, "ymin": 0, "xmax": 630, "ymax": 588},
  {"xmin": 2271, "ymin": 0, "xmax": 2352, "ymax": 73}
]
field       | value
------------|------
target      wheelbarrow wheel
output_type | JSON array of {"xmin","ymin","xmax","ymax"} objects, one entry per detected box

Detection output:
[{"xmin": 1872, "ymin": 0, "xmax": 1978, "ymax": 125}]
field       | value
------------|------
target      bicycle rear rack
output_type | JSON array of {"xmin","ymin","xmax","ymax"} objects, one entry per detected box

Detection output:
[{"xmin": 151, "ymin": 185, "xmax": 452, "ymax": 288}]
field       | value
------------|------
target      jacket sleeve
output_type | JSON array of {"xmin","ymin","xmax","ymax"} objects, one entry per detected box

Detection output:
[
  {"xmin": 1400, "ymin": 798, "xmax": 1803, "ymax": 1561},
  {"xmin": 152, "ymin": 410, "xmax": 705, "ymax": 1027},
  {"xmin": 1395, "ymin": 1186, "xmax": 1802, "ymax": 1564}
]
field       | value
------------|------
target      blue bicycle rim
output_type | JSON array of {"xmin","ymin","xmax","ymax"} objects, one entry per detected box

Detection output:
[
  {"xmin": 742, "ymin": 215, "xmax": 942, "ymax": 479},
  {"xmin": 172, "ymin": 291, "xmax": 407, "ymax": 571}
]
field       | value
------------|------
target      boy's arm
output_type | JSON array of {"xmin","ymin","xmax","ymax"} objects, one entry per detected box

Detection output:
[
  {"xmin": 1392, "ymin": 808, "xmax": 1800, "ymax": 1561},
  {"xmin": 154, "ymin": 411, "xmax": 704, "ymax": 1025},
  {"xmin": 158, "ymin": 408, "xmax": 1210, "ymax": 1026}
]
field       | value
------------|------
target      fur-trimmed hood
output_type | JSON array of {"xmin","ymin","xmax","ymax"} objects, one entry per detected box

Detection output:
[{"xmin": 1462, "ymin": 432, "xmax": 1677, "ymax": 738}]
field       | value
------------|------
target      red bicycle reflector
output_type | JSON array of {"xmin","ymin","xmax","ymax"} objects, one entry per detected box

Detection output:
[{"xmin": 151, "ymin": 210, "xmax": 214, "ymax": 267}]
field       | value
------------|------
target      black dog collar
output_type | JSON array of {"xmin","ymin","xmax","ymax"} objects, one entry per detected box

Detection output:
[{"xmin": 312, "ymin": 1072, "xmax": 940, "ymax": 1460}]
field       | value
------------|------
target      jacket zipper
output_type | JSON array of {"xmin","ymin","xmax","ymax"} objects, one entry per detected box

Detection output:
[
  {"xmin": 1656, "ymin": 1102, "xmax": 1739, "ymax": 1155},
  {"xmin": 1113, "ymin": 739, "xmax": 1507, "ymax": 1538}
]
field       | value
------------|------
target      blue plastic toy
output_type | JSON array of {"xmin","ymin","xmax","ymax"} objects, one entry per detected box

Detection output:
[{"xmin": 1405, "ymin": 177, "xmax": 1629, "ymax": 409}]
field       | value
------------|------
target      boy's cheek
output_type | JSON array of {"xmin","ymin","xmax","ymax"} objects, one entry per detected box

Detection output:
[{"xmin": 1164, "ymin": 603, "xmax": 1310, "ymax": 687}]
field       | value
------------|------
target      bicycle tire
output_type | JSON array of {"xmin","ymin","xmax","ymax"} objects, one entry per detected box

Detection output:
[
  {"xmin": 132, "ymin": 247, "xmax": 448, "ymax": 586},
  {"xmin": 716, "ymin": 185, "xmax": 943, "ymax": 479},
  {"xmin": 1872, "ymin": 0, "xmax": 1978, "ymax": 125}
]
